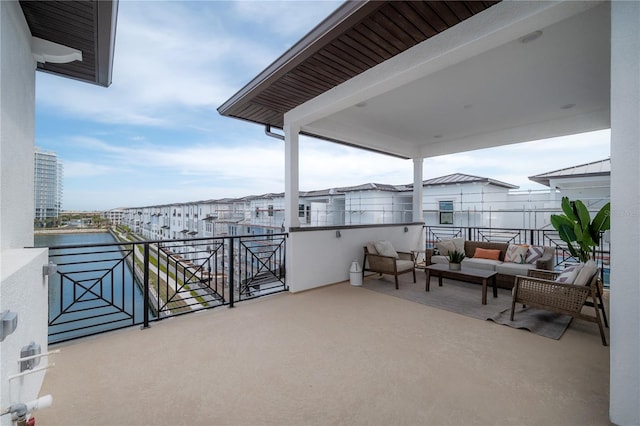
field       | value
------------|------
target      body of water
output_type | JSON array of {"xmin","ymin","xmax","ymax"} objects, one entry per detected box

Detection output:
[{"xmin": 36, "ymin": 232, "xmax": 154, "ymax": 343}]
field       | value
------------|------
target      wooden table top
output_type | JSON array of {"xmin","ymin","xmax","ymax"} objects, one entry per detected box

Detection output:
[{"xmin": 425, "ymin": 263, "xmax": 497, "ymax": 279}]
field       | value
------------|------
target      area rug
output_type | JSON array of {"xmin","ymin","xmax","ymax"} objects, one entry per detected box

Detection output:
[
  {"xmin": 487, "ymin": 306, "xmax": 572, "ymax": 340},
  {"xmin": 361, "ymin": 273, "xmax": 572, "ymax": 340}
]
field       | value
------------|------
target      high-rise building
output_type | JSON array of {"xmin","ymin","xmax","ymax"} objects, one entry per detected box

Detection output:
[{"xmin": 34, "ymin": 147, "xmax": 63, "ymax": 226}]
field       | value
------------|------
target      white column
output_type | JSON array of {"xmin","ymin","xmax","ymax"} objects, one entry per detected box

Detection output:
[
  {"xmin": 413, "ymin": 158, "xmax": 424, "ymax": 222},
  {"xmin": 284, "ymin": 122, "xmax": 300, "ymax": 229},
  {"xmin": 610, "ymin": 2, "xmax": 640, "ymax": 424}
]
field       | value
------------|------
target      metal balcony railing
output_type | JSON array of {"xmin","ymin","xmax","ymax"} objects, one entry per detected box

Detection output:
[{"xmin": 46, "ymin": 231, "xmax": 287, "ymax": 344}]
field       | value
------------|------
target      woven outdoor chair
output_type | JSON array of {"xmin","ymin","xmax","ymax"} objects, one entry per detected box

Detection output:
[
  {"xmin": 511, "ymin": 268, "xmax": 608, "ymax": 346},
  {"xmin": 362, "ymin": 245, "xmax": 416, "ymax": 289}
]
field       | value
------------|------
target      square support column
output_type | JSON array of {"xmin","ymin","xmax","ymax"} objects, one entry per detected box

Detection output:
[
  {"xmin": 284, "ymin": 122, "xmax": 300, "ymax": 229},
  {"xmin": 610, "ymin": 1, "xmax": 640, "ymax": 424},
  {"xmin": 413, "ymin": 158, "xmax": 424, "ymax": 222}
]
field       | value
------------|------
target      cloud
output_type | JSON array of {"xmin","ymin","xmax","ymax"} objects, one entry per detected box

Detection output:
[
  {"xmin": 233, "ymin": 1, "xmax": 341, "ymax": 39},
  {"xmin": 35, "ymin": 1, "xmax": 338, "ymax": 129},
  {"xmin": 63, "ymin": 161, "xmax": 117, "ymax": 178}
]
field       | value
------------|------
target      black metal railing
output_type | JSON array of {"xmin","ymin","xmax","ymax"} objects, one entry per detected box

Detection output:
[
  {"xmin": 47, "ymin": 231, "xmax": 287, "ymax": 344},
  {"xmin": 424, "ymin": 225, "xmax": 610, "ymax": 286}
]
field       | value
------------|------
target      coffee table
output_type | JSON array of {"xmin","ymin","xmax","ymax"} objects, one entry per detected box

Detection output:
[{"xmin": 425, "ymin": 263, "xmax": 498, "ymax": 305}]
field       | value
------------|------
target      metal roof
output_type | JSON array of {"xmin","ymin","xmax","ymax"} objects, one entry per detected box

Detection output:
[
  {"xmin": 217, "ymin": 0, "xmax": 498, "ymax": 133},
  {"xmin": 19, "ymin": 0, "xmax": 118, "ymax": 87},
  {"xmin": 529, "ymin": 158, "xmax": 611, "ymax": 187},
  {"xmin": 420, "ymin": 173, "xmax": 518, "ymax": 189}
]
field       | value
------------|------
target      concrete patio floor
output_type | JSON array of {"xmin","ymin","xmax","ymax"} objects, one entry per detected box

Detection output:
[{"xmin": 37, "ymin": 278, "xmax": 610, "ymax": 426}]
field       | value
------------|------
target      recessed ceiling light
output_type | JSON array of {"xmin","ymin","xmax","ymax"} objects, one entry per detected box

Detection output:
[
  {"xmin": 561, "ymin": 103, "xmax": 576, "ymax": 109},
  {"xmin": 433, "ymin": 135, "xmax": 443, "ymax": 139},
  {"xmin": 355, "ymin": 102, "xmax": 367, "ymax": 108},
  {"xmin": 520, "ymin": 30, "xmax": 542, "ymax": 44},
  {"xmin": 463, "ymin": 104, "xmax": 472, "ymax": 109}
]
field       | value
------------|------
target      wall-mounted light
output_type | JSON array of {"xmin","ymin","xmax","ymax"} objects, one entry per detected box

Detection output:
[
  {"xmin": 0, "ymin": 310, "xmax": 18, "ymax": 342},
  {"xmin": 42, "ymin": 262, "xmax": 57, "ymax": 277},
  {"xmin": 336, "ymin": 230, "xmax": 341, "ymax": 238},
  {"xmin": 20, "ymin": 342, "xmax": 42, "ymax": 372},
  {"xmin": 404, "ymin": 227, "xmax": 409, "ymax": 233}
]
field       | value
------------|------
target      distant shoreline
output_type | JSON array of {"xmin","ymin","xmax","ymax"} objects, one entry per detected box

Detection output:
[{"xmin": 34, "ymin": 228, "xmax": 110, "ymax": 235}]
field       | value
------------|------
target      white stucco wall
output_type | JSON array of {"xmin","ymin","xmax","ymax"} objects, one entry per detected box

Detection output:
[
  {"xmin": 0, "ymin": 3, "xmax": 51, "ymax": 423},
  {"xmin": 0, "ymin": 248, "xmax": 49, "ymax": 426},
  {"xmin": 286, "ymin": 224, "xmax": 424, "ymax": 293},
  {"xmin": 610, "ymin": 1, "xmax": 640, "ymax": 424},
  {"xmin": 0, "ymin": 0, "xmax": 36, "ymax": 250}
]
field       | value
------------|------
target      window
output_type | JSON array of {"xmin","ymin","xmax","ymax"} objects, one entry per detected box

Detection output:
[
  {"xmin": 298, "ymin": 204, "xmax": 305, "ymax": 217},
  {"xmin": 255, "ymin": 207, "xmax": 260, "ymax": 218},
  {"xmin": 439, "ymin": 200, "xmax": 454, "ymax": 224},
  {"xmin": 268, "ymin": 205, "xmax": 274, "ymax": 217}
]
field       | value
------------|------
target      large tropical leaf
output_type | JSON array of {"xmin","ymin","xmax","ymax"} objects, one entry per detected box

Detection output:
[
  {"xmin": 574, "ymin": 199, "xmax": 591, "ymax": 229},
  {"xmin": 556, "ymin": 223, "xmax": 577, "ymax": 244},
  {"xmin": 550, "ymin": 214, "xmax": 574, "ymax": 232},
  {"xmin": 592, "ymin": 202, "xmax": 611, "ymax": 233},
  {"xmin": 561, "ymin": 197, "xmax": 578, "ymax": 221},
  {"xmin": 589, "ymin": 202, "xmax": 611, "ymax": 244}
]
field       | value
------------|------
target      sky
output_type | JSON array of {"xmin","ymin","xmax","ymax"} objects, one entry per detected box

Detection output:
[{"xmin": 34, "ymin": 1, "xmax": 611, "ymax": 211}]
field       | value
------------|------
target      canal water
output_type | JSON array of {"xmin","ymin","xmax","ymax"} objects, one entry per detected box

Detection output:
[{"xmin": 35, "ymin": 232, "xmax": 155, "ymax": 343}]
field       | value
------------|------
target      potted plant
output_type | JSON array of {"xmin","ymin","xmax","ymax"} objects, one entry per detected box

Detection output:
[
  {"xmin": 447, "ymin": 250, "xmax": 465, "ymax": 270},
  {"xmin": 550, "ymin": 197, "xmax": 611, "ymax": 263}
]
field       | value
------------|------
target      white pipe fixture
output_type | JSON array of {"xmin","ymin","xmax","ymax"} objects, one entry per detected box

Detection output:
[{"xmin": 31, "ymin": 37, "xmax": 82, "ymax": 64}]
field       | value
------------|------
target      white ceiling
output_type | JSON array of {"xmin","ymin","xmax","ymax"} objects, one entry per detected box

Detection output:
[{"xmin": 292, "ymin": 1, "xmax": 610, "ymax": 159}]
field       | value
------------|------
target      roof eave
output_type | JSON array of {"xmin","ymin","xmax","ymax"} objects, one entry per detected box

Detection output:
[
  {"xmin": 96, "ymin": 0, "xmax": 119, "ymax": 87},
  {"xmin": 217, "ymin": 1, "xmax": 382, "ymax": 118}
]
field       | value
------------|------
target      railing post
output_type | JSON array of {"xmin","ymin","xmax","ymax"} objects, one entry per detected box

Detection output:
[
  {"xmin": 142, "ymin": 242, "xmax": 150, "ymax": 329},
  {"xmin": 228, "ymin": 237, "xmax": 235, "ymax": 308}
]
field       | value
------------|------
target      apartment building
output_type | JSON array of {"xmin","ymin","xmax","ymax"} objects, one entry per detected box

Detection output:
[
  {"xmin": 34, "ymin": 147, "xmax": 63, "ymax": 226},
  {"xmin": 119, "ymin": 159, "xmax": 611, "ymax": 241}
]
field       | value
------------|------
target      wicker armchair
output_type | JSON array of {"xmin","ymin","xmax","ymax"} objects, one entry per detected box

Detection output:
[
  {"xmin": 511, "ymin": 268, "xmax": 608, "ymax": 345},
  {"xmin": 362, "ymin": 246, "xmax": 416, "ymax": 289}
]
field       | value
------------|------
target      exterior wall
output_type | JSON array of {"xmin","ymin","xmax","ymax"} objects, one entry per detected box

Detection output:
[
  {"xmin": 344, "ymin": 191, "xmax": 410, "ymax": 225},
  {"xmin": 548, "ymin": 176, "xmax": 610, "ymax": 210},
  {"xmin": 287, "ymin": 223, "xmax": 424, "ymax": 293},
  {"xmin": 1, "ymin": 0, "xmax": 36, "ymax": 250},
  {"xmin": 610, "ymin": 1, "xmax": 640, "ymax": 423},
  {"xmin": 0, "ymin": 248, "xmax": 49, "ymax": 425},
  {"xmin": 422, "ymin": 183, "xmax": 514, "ymax": 228},
  {"xmin": 0, "ymin": 2, "xmax": 50, "ymax": 422}
]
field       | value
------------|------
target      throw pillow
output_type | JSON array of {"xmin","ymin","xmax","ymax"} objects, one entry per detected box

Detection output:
[
  {"xmin": 473, "ymin": 248, "xmax": 501, "ymax": 260},
  {"xmin": 555, "ymin": 264, "xmax": 583, "ymax": 284},
  {"xmin": 505, "ymin": 244, "xmax": 529, "ymax": 263},
  {"xmin": 374, "ymin": 240, "xmax": 398, "ymax": 258},
  {"xmin": 573, "ymin": 260, "xmax": 598, "ymax": 286},
  {"xmin": 366, "ymin": 242, "xmax": 378, "ymax": 255},
  {"xmin": 435, "ymin": 239, "xmax": 456, "ymax": 256},
  {"xmin": 526, "ymin": 246, "xmax": 545, "ymax": 264},
  {"xmin": 452, "ymin": 237, "xmax": 466, "ymax": 254}
]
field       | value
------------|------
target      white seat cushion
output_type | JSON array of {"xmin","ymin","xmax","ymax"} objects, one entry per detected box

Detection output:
[
  {"xmin": 462, "ymin": 258, "xmax": 501, "ymax": 271},
  {"xmin": 496, "ymin": 262, "xmax": 536, "ymax": 276},
  {"xmin": 395, "ymin": 259, "xmax": 415, "ymax": 271}
]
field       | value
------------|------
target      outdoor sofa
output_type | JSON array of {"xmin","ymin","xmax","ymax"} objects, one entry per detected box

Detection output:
[{"xmin": 425, "ymin": 239, "xmax": 555, "ymax": 289}]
